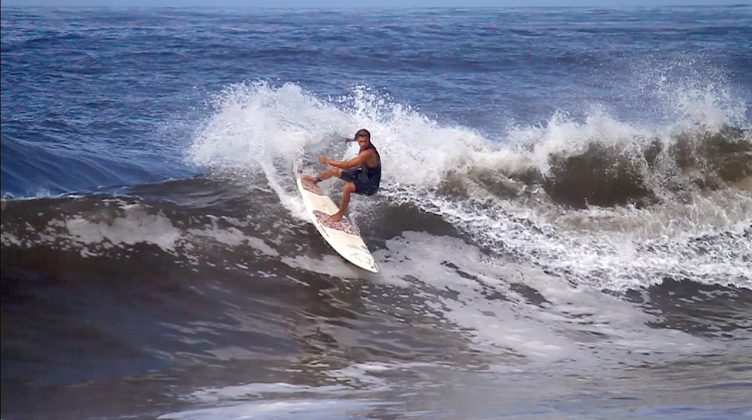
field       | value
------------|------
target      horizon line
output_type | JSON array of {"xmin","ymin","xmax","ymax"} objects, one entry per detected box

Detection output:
[{"xmin": 2, "ymin": 2, "xmax": 750, "ymax": 8}]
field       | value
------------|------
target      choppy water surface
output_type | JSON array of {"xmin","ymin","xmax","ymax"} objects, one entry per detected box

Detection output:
[{"xmin": 2, "ymin": 5, "xmax": 751, "ymax": 419}]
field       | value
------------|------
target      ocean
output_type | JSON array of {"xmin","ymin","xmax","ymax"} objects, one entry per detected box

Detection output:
[{"xmin": 2, "ymin": 5, "xmax": 751, "ymax": 419}]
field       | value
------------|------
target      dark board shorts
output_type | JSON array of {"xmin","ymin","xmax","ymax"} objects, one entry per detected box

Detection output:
[{"xmin": 340, "ymin": 168, "xmax": 379, "ymax": 196}]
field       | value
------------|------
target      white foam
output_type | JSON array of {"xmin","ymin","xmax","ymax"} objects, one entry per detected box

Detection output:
[
  {"xmin": 189, "ymin": 81, "xmax": 354, "ymax": 220},
  {"xmin": 188, "ymin": 382, "xmax": 348, "ymax": 403},
  {"xmin": 160, "ymin": 365, "xmax": 408, "ymax": 420},
  {"xmin": 187, "ymin": 216, "xmax": 279, "ymax": 257},
  {"xmin": 189, "ymin": 80, "xmax": 751, "ymax": 291},
  {"xmin": 188, "ymin": 82, "xmax": 493, "ymax": 218},
  {"xmin": 60, "ymin": 206, "xmax": 182, "ymax": 253},
  {"xmin": 161, "ymin": 361, "xmax": 459, "ymax": 420},
  {"xmin": 376, "ymin": 232, "xmax": 720, "ymax": 365},
  {"xmin": 190, "ymin": 79, "xmax": 749, "ymax": 194},
  {"xmin": 280, "ymin": 254, "xmax": 367, "ymax": 280},
  {"xmin": 159, "ymin": 398, "xmax": 377, "ymax": 420},
  {"xmin": 506, "ymin": 108, "xmax": 655, "ymax": 176},
  {"xmin": 0, "ymin": 232, "xmax": 23, "ymax": 247},
  {"xmin": 403, "ymin": 191, "xmax": 752, "ymax": 291},
  {"xmin": 4, "ymin": 201, "xmax": 283, "ymax": 265},
  {"xmin": 639, "ymin": 56, "xmax": 749, "ymax": 131}
]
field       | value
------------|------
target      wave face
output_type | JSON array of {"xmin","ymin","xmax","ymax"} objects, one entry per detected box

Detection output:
[
  {"xmin": 186, "ymin": 81, "xmax": 752, "ymax": 291},
  {"xmin": 3, "ymin": 6, "xmax": 752, "ymax": 419}
]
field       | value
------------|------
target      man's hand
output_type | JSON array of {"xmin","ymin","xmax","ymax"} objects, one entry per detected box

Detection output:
[{"xmin": 319, "ymin": 155, "xmax": 332, "ymax": 165}]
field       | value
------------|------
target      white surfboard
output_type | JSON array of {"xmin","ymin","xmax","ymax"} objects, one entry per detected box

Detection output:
[{"xmin": 296, "ymin": 173, "xmax": 378, "ymax": 273}]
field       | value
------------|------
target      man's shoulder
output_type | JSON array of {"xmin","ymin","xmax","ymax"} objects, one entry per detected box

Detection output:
[
  {"xmin": 360, "ymin": 148, "xmax": 379, "ymax": 166},
  {"xmin": 359, "ymin": 148, "xmax": 377, "ymax": 157}
]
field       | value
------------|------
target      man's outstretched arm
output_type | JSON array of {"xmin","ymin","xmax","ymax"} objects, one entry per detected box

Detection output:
[{"xmin": 319, "ymin": 151, "xmax": 371, "ymax": 169}]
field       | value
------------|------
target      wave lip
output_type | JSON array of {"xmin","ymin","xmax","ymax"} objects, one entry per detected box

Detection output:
[{"xmin": 539, "ymin": 125, "xmax": 752, "ymax": 208}]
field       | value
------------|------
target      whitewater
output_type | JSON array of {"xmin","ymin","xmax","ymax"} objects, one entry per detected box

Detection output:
[{"xmin": 2, "ymin": 5, "xmax": 751, "ymax": 419}]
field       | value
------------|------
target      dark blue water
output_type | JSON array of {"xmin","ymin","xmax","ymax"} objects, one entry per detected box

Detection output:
[
  {"xmin": 2, "ymin": 6, "xmax": 751, "ymax": 419},
  {"xmin": 4, "ymin": 6, "xmax": 750, "ymax": 197}
]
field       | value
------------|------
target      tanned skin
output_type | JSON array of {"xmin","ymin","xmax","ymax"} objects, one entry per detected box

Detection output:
[{"xmin": 302, "ymin": 133, "xmax": 378, "ymax": 222}]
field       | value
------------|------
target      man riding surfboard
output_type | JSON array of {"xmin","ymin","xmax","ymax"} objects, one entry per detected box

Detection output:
[{"xmin": 302, "ymin": 128, "xmax": 381, "ymax": 222}]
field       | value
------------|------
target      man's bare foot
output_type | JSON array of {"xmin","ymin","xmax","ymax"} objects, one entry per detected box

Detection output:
[{"xmin": 327, "ymin": 212, "xmax": 344, "ymax": 223}]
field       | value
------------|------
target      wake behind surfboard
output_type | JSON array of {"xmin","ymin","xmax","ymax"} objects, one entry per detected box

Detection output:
[{"xmin": 295, "ymin": 174, "xmax": 378, "ymax": 273}]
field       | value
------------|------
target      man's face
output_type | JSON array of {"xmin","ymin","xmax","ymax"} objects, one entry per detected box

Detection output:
[{"xmin": 357, "ymin": 135, "xmax": 369, "ymax": 148}]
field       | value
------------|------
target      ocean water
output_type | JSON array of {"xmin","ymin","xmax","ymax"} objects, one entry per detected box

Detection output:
[{"xmin": 2, "ymin": 5, "xmax": 752, "ymax": 419}]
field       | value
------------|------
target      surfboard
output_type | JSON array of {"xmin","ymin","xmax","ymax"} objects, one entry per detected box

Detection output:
[{"xmin": 296, "ymin": 173, "xmax": 379, "ymax": 273}]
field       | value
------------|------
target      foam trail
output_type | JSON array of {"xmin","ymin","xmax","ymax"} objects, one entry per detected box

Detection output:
[
  {"xmin": 190, "ymin": 82, "xmax": 352, "ymax": 219},
  {"xmin": 190, "ymin": 82, "xmax": 492, "ymax": 192}
]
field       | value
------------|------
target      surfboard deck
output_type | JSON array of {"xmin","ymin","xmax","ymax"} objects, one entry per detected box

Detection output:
[{"xmin": 296, "ymin": 174, "xmax": 378, "ymax": 273}]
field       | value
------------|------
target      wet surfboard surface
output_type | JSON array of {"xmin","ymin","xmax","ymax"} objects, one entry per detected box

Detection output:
[{"xmin": 296, "ymin": 174, "xmax": 378, "ymax": 273}]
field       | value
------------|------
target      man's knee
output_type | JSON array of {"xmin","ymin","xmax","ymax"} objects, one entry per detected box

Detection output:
[
  {"xmin": 324, "ymin": 168, "xmax": 341, "ymax": 178},
  {"xmin": 343, "ymin": 182, "xmax": 356, "ymax": 193}
]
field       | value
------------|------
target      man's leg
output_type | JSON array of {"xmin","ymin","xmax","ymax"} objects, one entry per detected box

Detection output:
[
  {"xmin": 329, "ymin": 182, "xmax": 356, "ymax": 222},
  {"xmin": 302, "ymin": 167, "xmax": 341, "ymax": 183}
]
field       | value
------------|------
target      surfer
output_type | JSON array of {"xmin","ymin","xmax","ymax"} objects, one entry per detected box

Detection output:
[{"xmin": 302, "ymin": 128, "xmax": 381, "ymax": 222}]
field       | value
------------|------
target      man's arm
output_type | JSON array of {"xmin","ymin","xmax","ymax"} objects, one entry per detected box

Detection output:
[{"xmin": 320, "ymin": 150, "xmax": 372, "ymax": 169}]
